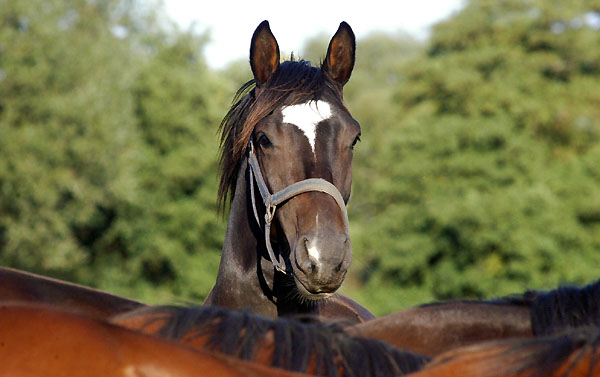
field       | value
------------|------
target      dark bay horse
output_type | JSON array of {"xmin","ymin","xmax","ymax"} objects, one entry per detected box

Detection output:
[
  {"xmin": 405, "ymin": 328, "xmax": 600, "ymax": 377},
  {"xmin": 0, "ymin": 266, "xmax": 143, "ymax": 319},
  {"xmin": 348, "ymin": 297, "xmax": 533, "ymax": 357},
  {"xmin": 348, "ymin": 279, "xmax": 600, "ymax": 357},
  {"xmin": 204, "ymin": 21, "xmax": 373, "ymax": 323},
  {"xmin": 111, "ymin": 304, "xmax": 429, "ymax": 376},
  {"xmin": 0, "ymin": 303, "xmax": 310, "ymax": 377}
]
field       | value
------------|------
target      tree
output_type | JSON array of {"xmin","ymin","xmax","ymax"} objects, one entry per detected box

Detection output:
[
  {"xmin": 0, "ymin": 0, "xmax": 139, "ymax": 281},
  {"xmin": 91, "ymin": 30, "xmax": 230, "ymax": 303},
  {"xmin": 0, "ymin": 0, "xmax": 233, "ymax": 303}
]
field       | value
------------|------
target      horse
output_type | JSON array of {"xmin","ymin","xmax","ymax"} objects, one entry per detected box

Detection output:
[
  {"xmin": 204, "ymin": 20, "xmax": 373, "ymax": 323},
  {"xmin": 0, "ymin": 266, "xmax": 144, "ymax": 319},
  {"xmin": 0, "ymin": 303, "xmax": 312, "ymax": 377},
  {"xmin": 404, "ymin": 327, "xmax": 600, "ymax": 377},
  {"xmin": 110, "ymin": 304, "xmax": 430, "ymax": 377},
  {"xmin": 347, "ymin": 296, "xmax": 533, "ymax": 357},
  {"xmin": 348, "ymin": 279, "xmax": 600, "ymax": 357}
]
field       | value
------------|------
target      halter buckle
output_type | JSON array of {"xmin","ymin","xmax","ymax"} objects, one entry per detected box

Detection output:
[{"xmin": 265, "ymin": 203, "xmax": 276, "ymax": 224}]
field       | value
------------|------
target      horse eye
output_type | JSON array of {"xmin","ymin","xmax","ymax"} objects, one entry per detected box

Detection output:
[
  {"xmin": 351, "ymin": 134, "xmax": 361, "ymax": 149},
  {"xmin": 257, "ymin": 134, "xmax": 272, "ymax": 148}
]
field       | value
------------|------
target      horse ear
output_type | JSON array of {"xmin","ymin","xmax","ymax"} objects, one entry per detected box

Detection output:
[
  {"xmin": 322, "ymin": 22, "xmax": 355, "ymax": 88},
  {"xmin": 250, "ymin": 20, "xmax": 280, "ymax": 87}
]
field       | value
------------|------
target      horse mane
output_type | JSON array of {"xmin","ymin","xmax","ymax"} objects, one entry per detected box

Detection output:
[
  {"xmin": 124, "ymin": 304, "xmax": 430, "ymax": 377},
  {"xmin": 217, "ymin": 59, "xmax": 344, "ymax": 210},
  {"xmin": 426, "ymin": 327, "xmax": 600, "ymax": 377},
  {"xmin": 529, "ymin": 279, "xmax": 600, "ymax": 336}
]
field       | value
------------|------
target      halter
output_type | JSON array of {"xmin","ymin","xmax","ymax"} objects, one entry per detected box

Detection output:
[{"xmin": 247, "ymin": 140, "xmax": 350, "ymax": 274}]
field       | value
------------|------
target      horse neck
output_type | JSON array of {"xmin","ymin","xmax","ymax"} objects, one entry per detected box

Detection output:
[
  {"xmin": 209, "ymin": 158, "xmax": 321, "ymax": 317},
  {"xmin": 209, "ymin": 158, "xmax": 277, "ymax": 316},
  {"xmin": 210, "ymin": 156, "xmax": 335, "ymax": 318}
]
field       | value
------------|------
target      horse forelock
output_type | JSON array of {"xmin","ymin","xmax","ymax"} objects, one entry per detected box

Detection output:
[{"xmin": 217, "ymin": 59, "xmax": 344, "ymax": 211}]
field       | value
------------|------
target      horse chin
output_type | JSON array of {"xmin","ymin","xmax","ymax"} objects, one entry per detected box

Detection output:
[{"xmin": 292, "ymin": 275, "xmax": 336, "ymax": 301}]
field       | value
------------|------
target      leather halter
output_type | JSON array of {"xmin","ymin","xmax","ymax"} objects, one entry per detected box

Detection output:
[{"xmin": 247, "ymin": 140, "xmax": 350, "ymax": 274}]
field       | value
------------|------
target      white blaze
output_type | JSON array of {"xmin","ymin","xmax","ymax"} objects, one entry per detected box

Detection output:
[
  {"xmin": 307, "ymin": 244, "xmax": 321, "ymax": 262},
  {"xmin": 283, "ymin": 104, "xmax": 329, "ymax": 261},
  {"xmin": 306, "ymin": 214, "xmax": 321, "ymax": 262},
  {"xmin": 281, "ymin": 101, "xmax": 332, "ymax": 153}
]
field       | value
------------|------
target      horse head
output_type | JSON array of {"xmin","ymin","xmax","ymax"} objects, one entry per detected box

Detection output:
[{"xmin": 219, "ymin": 21, "xmax": 359, "ymax": 302}]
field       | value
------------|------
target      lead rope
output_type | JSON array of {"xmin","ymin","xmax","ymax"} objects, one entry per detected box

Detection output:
[{"xmin": 247, "ymin": 141, "xmax": 350, "ymax": 275}]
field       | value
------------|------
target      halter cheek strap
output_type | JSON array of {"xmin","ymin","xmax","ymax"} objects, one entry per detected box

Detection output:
[{"xmin": 247, "ymin": 141, "xmax": 350, "ymax": 274}]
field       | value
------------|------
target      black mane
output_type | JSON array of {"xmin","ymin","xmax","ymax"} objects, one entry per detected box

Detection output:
[
  {"xmin": 217, "ymin": 59, "xmax": 344, "ymax": 210},
  {"xmin": 529, "ymin": 278, "xmax": 600, "ymax": 336},
  {"xmin": 124, "ymin": 304, "xmax": 429, "ymax": 377}
]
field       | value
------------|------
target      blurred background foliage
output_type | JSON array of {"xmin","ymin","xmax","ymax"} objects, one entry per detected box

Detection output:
[{"xmin": 1, "ymin": 0, "xmax": 599, "ymax": 315}]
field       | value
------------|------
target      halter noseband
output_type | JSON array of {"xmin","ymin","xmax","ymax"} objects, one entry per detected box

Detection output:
[{"xmin": 247, "ymin": 140, "xmax": 350, "ymax": 274}]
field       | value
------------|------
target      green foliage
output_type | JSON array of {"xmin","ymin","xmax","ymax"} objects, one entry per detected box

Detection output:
[
  {"xmin": 0, "ymin": 0, "xmax": 139, "ymax": 278},
  {"xmin": 2, "ymin": 0, "xmax": 600, "ymax": 315},
  {"xmin": 0, "ymin": 0, "xmax": 231, "ymax": 303},
  {"xmin": 89, "ymin": 29, "xmax": 229, "ymax": 303}
]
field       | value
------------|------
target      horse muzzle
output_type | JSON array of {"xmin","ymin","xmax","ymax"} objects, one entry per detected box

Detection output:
[{"xmin": 291, "ymin": 231, "xmax": 352, "ymax": 299}]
